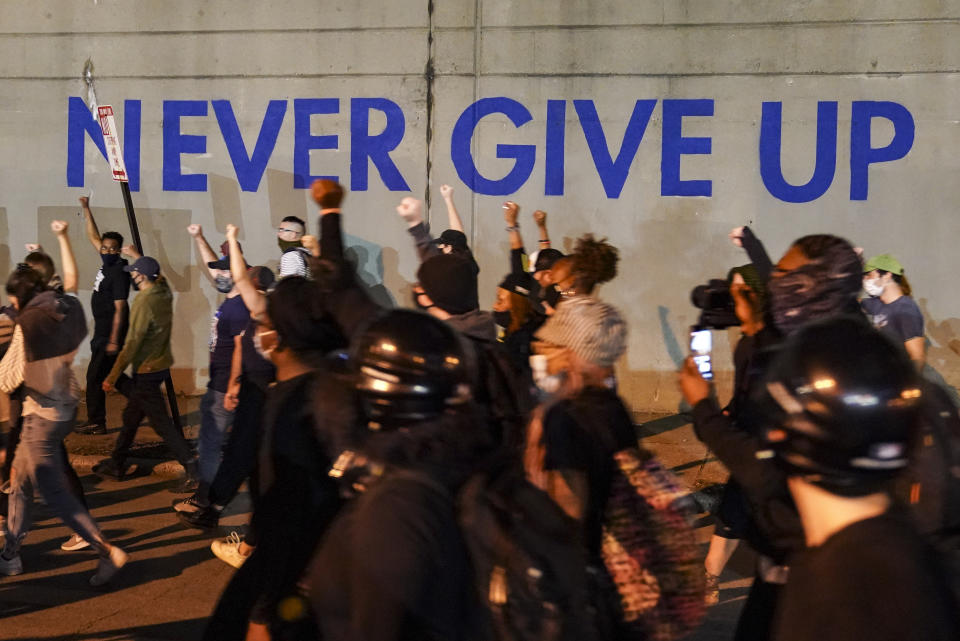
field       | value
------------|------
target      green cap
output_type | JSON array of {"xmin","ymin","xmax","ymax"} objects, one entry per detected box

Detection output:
[{"xmin": 863, "ymin": 254, "xmax": 904, "ymax": 275}]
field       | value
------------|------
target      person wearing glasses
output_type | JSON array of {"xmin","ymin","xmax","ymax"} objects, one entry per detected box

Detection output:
[
  {"xmin": 76, "ymin": 195, "xmax": 131, "ymax": 436},
  {"xmin": 276, "ymin": 215, "xmax": 311, "ymax": 279}
]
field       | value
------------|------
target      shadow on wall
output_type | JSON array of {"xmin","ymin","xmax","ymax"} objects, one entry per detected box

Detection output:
[
  {"xmin": 0, "ymin": 209, "xmax": 9, "ymax": 282},
  {"xmin": 267, "ymin": 168, "xmax": 308, "ymax": 231},
  {"xmin": 210, "ymin": 173, "xmax": 244, "ymax": 242},
  {"xmin": 344, "ymin": 233, "xmax": 396, "ymax": 308}
]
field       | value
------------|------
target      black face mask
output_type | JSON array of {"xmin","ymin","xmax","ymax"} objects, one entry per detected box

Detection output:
[
  {"xmin": 543, "ymin": 284, "xmax": 561, "ymax": 308},
  {"xmin": 101, "ymin": 254, "xmax": 121, "ymax": 267},
  {"xmin": 493, "ymin": 310, "xmax": 512, "ymax": 329}
]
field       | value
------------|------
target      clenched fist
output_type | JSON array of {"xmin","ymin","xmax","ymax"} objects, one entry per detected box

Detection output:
[
  {"xmin": 51, "ymin": 220, "xmax": 68, "ymax": 236},
  {"xmin": 187, "ymin": 224, "xmax": 202, "ymax": 238},
  {"xmin": 396, "ymin": 197, "xmax": 423, "ymax": 226},
  {"xmin": 311, "ymin": 179, "xmax": 344, "ymax": 209}
]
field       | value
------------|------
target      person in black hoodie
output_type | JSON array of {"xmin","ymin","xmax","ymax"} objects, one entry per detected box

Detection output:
[
  {"xmin": 309, "ymin": 309, "xmax": 488, "ymax": 641},
  {"xmin": 678, "ymin": 231, "xmax": 864, "ymax": 641},
  {"xmin": 201, "ymin": 276, "xmax": 351, "ymax": 641}
]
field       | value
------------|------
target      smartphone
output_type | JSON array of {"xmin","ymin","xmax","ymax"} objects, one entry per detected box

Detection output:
[{"xmin": 689, "ymin": 327, "xmax": 713, "ymax": 381}]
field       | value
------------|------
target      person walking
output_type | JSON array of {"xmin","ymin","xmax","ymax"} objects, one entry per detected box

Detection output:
[{"xmin": 94, "ymin": 256, "xmax": 198, "ymax": 489}]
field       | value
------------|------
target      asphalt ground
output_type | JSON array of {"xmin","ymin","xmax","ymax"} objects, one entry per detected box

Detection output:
[{"xmin": 0, "ymin": 395, "xmax": 752, "ymax": 640}]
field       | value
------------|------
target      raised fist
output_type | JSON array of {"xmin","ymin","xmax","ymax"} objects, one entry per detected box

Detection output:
[
  {"xmin": 533, "ymin": 210, "xmax": 547, "ymax": 227},
  {"xmin": 78, "ymin": 196, "xmax": 90, "ymax": 209},
  {"xmin": 440, "ymin": 184, "xmax": 454, "ymax": 200},
  {"xmin": 122, "ymin": 244, "xmax": 140, "ymax": 258},
  {"xmin": 311, "ymin": 179, "xmax": 344, "ymax": 209},
  {"xmin": 396, "ymin": 198, "xmax": 423, "ymax": 225},
  {"xmin": 502, "ymin": 201, "xmax": 519, "ymax": 226},
  {"xmin": 51, "ymin": 220, "xmax": 68, "ymax": 236},
  {"xmin": 24, "ymin": 243, "xmax": 41, "ymax": 253},
  {"xmin": 187, "ymin": 224, "xmax": 202, "ymax": 238},
  {"xmin": 728, "ymin": 226, "xmax": 745, "ymax": 248},
  {"xmin": 225, "ymin": 224, "xmax": 239, "ymax": 242},
  {"xmin": 301, "ymin": 234, "xmax": 320, "ymax": 256}
]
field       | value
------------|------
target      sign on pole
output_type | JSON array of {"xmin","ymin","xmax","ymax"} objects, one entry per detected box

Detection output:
[{"xmin": 96, "ymin": 105, "xmax": 128, "ymax": 182}]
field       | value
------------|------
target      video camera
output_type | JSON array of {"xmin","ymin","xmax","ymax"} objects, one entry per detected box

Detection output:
[{"xmin": 690, "ymin": 279, "xmax": 739, "ymax": 329}]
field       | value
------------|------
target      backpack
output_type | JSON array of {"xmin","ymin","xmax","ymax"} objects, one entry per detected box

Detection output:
[
  {"xmin": 600, "ymin": 446, "xmax": 707, "ymax": 641},
  {"xmin": 457, "ymin": 459, "xmax": 604, "ymax": 641},
  {"xmin": 468, "ymin": 337, "xmax": 534, "ymax": 452}
]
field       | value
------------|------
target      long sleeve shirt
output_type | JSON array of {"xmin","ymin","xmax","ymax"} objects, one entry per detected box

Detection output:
[{"xmin": 106, "ymin": 278, "xmax": 174, "ymax": 383}]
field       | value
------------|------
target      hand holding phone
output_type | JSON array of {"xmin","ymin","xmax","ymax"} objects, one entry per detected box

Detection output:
[{"xmin": 689, "ymin": 327, "xmax": 713, "ymax": 381}]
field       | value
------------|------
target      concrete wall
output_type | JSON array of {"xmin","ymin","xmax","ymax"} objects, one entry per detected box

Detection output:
[{"xmin": 0, "ymin": 1, "xmax": 958, "ymax": 410}]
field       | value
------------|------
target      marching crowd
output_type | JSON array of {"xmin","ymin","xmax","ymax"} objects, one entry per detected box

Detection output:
[{"xmin": 0, "ymin": 178, "xmax": 958, "ymax": 641}]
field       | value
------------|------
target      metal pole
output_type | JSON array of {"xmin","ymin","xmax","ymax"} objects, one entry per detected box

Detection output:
[{"xmin": 119, "ymin": 181, "xmax": 143, "ymax": 256}]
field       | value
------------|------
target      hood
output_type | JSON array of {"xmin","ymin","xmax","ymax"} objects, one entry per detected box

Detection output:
[
  {"xmin": 19, "ymin": 290, "xmax": 87, "ymax": 362},
  {"xmin": 445, "ymin": 309, "xmax": 497, "ymax": 343}
]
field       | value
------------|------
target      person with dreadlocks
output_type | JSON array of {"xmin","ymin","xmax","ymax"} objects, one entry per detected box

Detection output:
[{"xmin": 679, "ymin": 231, "xmax": 865, "ymax": 641}]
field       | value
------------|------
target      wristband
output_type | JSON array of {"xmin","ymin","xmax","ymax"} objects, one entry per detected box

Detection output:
[
  {"xmin": 505, "ymin": 225, "xmax": 520, "ymax": 232},
  {"xmin": 539, "ymin": 239, "xmax": 551, "ymax": 244},
  {"xmin": 320, "ymin": 208, "xmax": 341, "ymax": 214}
]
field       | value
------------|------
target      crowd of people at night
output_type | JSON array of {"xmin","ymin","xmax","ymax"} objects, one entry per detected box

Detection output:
[{"xmin": 0, "ymin": 178, "xmax": 958, "ymax": 641}]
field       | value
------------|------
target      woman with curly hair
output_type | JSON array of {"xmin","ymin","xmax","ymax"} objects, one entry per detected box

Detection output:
[{"xmin": 545, "ymin": 234, "xmax": 620, "ymax": 311}]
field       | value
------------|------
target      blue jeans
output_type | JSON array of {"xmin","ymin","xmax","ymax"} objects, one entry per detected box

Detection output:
[
  {"xmin": 3, "ymin": 413, "xmax": 108, "ymax": 558},
  {"xmin": 198, "ymin": 388, "xmax": 236, "ymax": 484}
]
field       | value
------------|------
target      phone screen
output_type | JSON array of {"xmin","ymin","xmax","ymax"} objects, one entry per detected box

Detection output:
[{"xmin": 690, "ymin": 328, "xmax": 713, "ymax": 381}]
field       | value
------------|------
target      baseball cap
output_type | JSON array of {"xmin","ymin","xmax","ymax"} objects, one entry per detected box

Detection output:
[
  {"xmin": 535, "ymin": 296, "xmax": 627, "ymax": 367},
  {"xmin": 435, "ymin": 229, "xmax": 468, "ymax": 251},
  {"xmin": 124, "ymin": 256, "xmax": 161, "ymax": 281},
  {"xmin": 534, "ymin": 248, "xmax": 564, "ymax": 273},
  {"xmin": 863, "ymin": 254, "xmax": 904, "ymax": 275},
  {"xmin": 207, "ymin": 241, "xmax": 245, "ymax": 270}
]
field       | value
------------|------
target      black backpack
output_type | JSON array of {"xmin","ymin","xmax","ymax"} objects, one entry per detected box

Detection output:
[
  {"xmin": 467, "ymin": 337, "xmax": 535, "ymax": 452},
  {"xmin": 457, "ymin": 459, "xmax": 608, "ymax": 641}
]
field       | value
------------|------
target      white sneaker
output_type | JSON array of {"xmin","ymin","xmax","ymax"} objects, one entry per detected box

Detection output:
[
  {"xmin": 211, "ymin": 531, "xmax": 250, "ymax": 569},
  {"xmin": 89, "ymin": 546, "xmax": 128, "ymax": 586},
  {"xmin": 61, "ymin": 534, "xmax": 91, "ymax": 551},
  {"xmin": 0, "ymin": 553, "xmax": 23, "ymax": 576}
]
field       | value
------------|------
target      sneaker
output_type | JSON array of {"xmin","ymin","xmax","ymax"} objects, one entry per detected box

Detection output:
[
  {"xmin": 211, "ymin": 532, "xmax": 250, "ymax": 569},
  {"xmin": 704, "ymin": 570, "xmax": 720, "ymax": 606},
  {"xmin": 75, "ymin": 422, "xmax": 106, "ymax": 435},
  {"xmin": 173, "ymin": 494, "xmax": 207, "ymax": 514},
  {"xmin": 0, "ymin": 553, "xmax": 23, "ymax": 576},
  {"xmin": 60, "ymin": 534, "xmax": 91, "ymax": 551},
  {"xmin": 93, "ymin": 459, "xmax": 136, "ymax": 481},
  {"xmin": 177, "ymin": 506, "xmax": 220, "ymax": 531},
  {"xmin": 169, "ymin": 476, "xmax": 200, "ymax": 494},
  {"xmin": 89, "ymin": 546, "xmax": 128, "ymax": 586}
]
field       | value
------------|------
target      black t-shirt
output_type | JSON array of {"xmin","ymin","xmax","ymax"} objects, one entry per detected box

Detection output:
[
  {"xmin": 310, "ymin": 474, "xmax": 473, "ymax": 641},
  {"xmin": 90, "ymin": 259, "xmax": 131, "ymax": 345},
  {"xmin": 240, "ymin": 317, "xmax": 275, "ymax": 387},
  {"xmin": 207, "ymin": 295, "xmax": 250, "ymax": 392},
  {"xmin": 774, "ymin": 512, "xmax": 959, "ymax": 641},
  {"xmin": 542, "ymin": 387, "xmax": 637, "ymax": 557},
  {"xmin": 861, "ymin": 295, "xmax": 924, "ymax": 343}
]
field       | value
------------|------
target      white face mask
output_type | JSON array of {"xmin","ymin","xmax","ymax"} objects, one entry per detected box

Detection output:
[
  {"xmin": 253, "ymin": 328, "xmax": 276, "ymax": 359},
  {"xmin": 863, "ymin": 277, "xmax": 885, "ymax": 297}
]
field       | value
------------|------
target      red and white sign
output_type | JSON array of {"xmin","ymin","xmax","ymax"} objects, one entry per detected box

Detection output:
[{"xmin": 97, "ymin": 105, "xmax": 128, "ymax": 182}]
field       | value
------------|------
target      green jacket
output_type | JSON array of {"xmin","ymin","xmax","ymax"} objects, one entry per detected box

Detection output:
[{"xmin": 106, "ymin": 277, "xmax": 173, "ymax": 383}]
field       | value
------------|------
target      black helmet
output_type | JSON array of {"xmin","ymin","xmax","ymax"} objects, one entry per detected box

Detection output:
[
  {"xmin": 759, "ymin": 316, "xmax": 923, "ymax": 494},
  {"xmin": 352, "ymin": 309, "xmax": 470, "ymax": 428}
]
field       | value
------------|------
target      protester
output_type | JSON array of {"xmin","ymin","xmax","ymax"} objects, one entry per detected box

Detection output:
[
  {"xmin": 95, "ymin": 256, "xmax": 198, "ymax": 490},
  {"xmin": 760, "ymin": 316, "xmax": 958, "ymax": 641},
  {"xmin": 76, "ymin": 195, "xmax": 131, "ymax": 435},
  {"xmin": 201, "ymin": 275, "xmax": 350, "ymax": 641},
  {"xmin": 277, "ymin": 215, "xmax": 311, "ymax": 278},
  {"xmin": 186, "ymin": 224, "xmax": 250, "ymax": 501},
  {"xmin": 309, "ymin": 309, "xmax": 486, "ymax": 641},
  {"xmin": 0, "ymin": 221, "xmax": 127, "ymax": 585},
  {"xmin": 861, "ymin": 253, "xmax": 925, "ymax": 366},
  {"xmin": 525, "ymin": 296, "xmax": 634, "ymax": 554},
  {"xmin": 679, "ymin": 232, "xmax": 863, "ymax": 641},
  {"xmin": 703, "ymin": 264, "xmax": 771, "ymax": 605}
]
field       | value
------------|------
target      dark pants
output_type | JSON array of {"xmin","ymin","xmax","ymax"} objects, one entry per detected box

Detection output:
[
  {"xmin": 209, "ymin": 379, "xmax": 267, "ymax": 545},
  {"xmin": 85, "ymin": 342, "xmax": 118, "ymax": 428},
  {"xmin": 734, "ymin": 577, "xmax": 782, "ymax": 641},
  {"xmin": 111, "ymin": 371, "xmax": 194, "ymax": 468}
]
